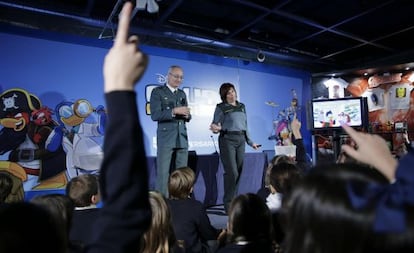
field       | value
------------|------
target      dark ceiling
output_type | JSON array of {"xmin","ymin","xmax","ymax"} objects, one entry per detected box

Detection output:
[{"xmin": 1, "ymin": 0, "xmax": 414, "ymax": 76}]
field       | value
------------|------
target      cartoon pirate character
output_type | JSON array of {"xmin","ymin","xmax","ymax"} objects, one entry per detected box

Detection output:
[{"xmin": 0, "ymin": 88, "xmax": 67, "ymax": 190}]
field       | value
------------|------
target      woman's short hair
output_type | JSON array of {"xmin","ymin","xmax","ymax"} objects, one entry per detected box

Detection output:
[
  {"xmin": 168, "ymin": 167, "xmax": 195, "ymax": 199},
  {"xmin": 219, "ymin": 83, "xmax": 235, "ymax": 102}
]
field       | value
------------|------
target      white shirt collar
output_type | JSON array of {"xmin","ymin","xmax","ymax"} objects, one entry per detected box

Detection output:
[
  {"xmin": 166, "ymin": 83, "xmax": 177, "ymax": 93},
  {"xmin": 75, "ymin": 204, "xmax": 97, "ymax": 210}
]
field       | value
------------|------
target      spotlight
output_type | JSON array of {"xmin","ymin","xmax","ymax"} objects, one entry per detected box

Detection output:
[{"xmin": 257, "ymin": 50, "xmax": 265, "ymax": 63}]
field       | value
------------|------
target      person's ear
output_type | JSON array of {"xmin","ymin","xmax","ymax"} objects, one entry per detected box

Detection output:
[
  {"xmin": 91, "ymin": 194, "xmax": 100, "ymax": 204},
  {"xmin": 269, "ymin": 185, "xmax": 277, "ymax": 194}
]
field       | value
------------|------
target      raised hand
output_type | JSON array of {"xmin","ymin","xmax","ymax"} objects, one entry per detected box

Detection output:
[
  {"xmin": 103, "ymin": 1, "xmax": 148, "ymax": 93},
  {"xmin": 341, "ymin": 124, "xmax": 397, "ymax": 181},
  {"xmin": 290, "ymin": 113, "xmax": 302, "ymax": 139}
]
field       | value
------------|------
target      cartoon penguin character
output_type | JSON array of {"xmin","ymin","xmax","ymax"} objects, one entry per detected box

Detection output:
[{"xmin": 52, "ymin": 99, "xmax": 106, "ymax": 179}]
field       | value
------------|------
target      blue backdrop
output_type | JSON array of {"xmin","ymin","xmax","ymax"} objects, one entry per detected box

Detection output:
[{"xmin": 0, "ymin": 28, "xmax": 311, "ymax": 158}]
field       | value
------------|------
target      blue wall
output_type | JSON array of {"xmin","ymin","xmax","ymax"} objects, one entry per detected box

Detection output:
[{"xmin": 0, "ymin": 26, "xmax": 312, "ymax": 158}]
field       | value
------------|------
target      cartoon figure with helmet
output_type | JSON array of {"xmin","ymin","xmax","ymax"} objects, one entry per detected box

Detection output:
[{"xmin": 51, "ymin": 99, "xmax": 106, "ymax": 179}]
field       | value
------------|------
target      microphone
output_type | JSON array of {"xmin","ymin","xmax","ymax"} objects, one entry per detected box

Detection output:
[{"xmin": 210, "ymin": 135, "xmax": 219, "ymax": 154}]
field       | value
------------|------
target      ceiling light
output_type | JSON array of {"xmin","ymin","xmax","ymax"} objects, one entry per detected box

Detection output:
[
  {"xmin": 214, "ymin": 28, "xmax": 230, "ymax": 34},
  {"xmin": 257, "ymin": 50, "xmax": 265, "ymax": 62}
]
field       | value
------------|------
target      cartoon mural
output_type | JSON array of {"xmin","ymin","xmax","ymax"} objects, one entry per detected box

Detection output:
[
  {"xmin": 0, "ymin": 88, "xmax": 67, "ymax": 190},
  {"xmin": 0, "ymin": 88, "xmax": 107, "ymax": 192},
  {"xmin": 52, "ymin": 99, "xmax": 106, "ymax": 179}
]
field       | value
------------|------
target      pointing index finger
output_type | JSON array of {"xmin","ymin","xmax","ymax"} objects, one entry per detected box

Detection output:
[
  {"xmin": 114, "ymin": 2, "xmax": 133, "ymax": 47},
  {"xmin": 341, "ymin": 124, "xmax": 359, "ymax": 143}
]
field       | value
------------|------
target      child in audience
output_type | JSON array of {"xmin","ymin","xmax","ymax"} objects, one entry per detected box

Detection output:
[
  {"xmin": 140, "ymin": 191, "xmax": 184, "ymax": 253},
  {"xmin": 266, "ymin": 162, "xmax": 302, "ymax": 212},
  {"xmin": 167, "ymin": 167, "xmax": 220, "ymax": 253},
  {"xmin": 0, "ymin": 202, "xmax": 66, "ymax": 253},
  {"xmin": 31, "ymin": 194, "xmax": 83, "ymax": 253},
  {"xmin": 266, "ymin": 162, "xmax": 302, "ymax": 249},
  {"xmin": 66, "ymin": 174, "xmax": 101, "ymax": 247},
  {"xmin": 280, "ymin": 124, "xmax": 414, "ymax": 253},
  {"xmin": 257, "ymin": 116, "xmax": 307, "ymax": 200},
  {"xmin": 216, "ymin": 193, "xmax": 274, "ymax": 253}
]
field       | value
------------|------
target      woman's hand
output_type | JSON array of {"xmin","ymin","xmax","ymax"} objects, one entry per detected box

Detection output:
[{"xmin": 209, "ymin": 123, "xmax": 222, "ymax": 133}]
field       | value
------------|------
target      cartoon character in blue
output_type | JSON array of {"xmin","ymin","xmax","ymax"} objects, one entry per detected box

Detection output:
[{"xmin": 52, "ymin": 99, "xmax": 106, "ymax": 179}]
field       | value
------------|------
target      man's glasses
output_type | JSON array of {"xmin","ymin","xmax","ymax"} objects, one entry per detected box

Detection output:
[{"xmin": 169, "ymin": 72, "xmax": 184, "ymax": 80}]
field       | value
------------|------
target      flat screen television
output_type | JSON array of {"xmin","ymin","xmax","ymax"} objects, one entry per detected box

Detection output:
[{"xmin": 307, "ymin": 97, "xmax": 368, "ymax": 131}]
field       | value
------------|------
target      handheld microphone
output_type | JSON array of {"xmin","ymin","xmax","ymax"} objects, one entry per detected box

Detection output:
[{"xmin": 210, "ymin": 135, "xmax": 219, "ymax": 154}]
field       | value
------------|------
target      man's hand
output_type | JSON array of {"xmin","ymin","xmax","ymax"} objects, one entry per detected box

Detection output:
[
  {"xmin": 173, "ymin": 106, "xmax": 191, "ymax": 117},
  {"xmin": 103, "ymin": 1, "xmax": 148, "ymax": 93}
]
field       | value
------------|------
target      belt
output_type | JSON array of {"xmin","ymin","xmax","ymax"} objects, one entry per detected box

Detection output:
[
  {"xmin": 222, "ymin": 130, "xmax": 246, "ymax": 135},
  {"xmin": 24, "ymin": 167, "xmax": 40, "ymax": 176}
]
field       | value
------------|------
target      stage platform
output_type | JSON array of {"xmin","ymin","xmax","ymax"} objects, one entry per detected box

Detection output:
[{"xmin": 25, "ymin": 152, "xmax": 269, "ymax": 206}]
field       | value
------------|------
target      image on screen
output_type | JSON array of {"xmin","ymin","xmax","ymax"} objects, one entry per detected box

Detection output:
[{"xmin": 312, "ymin": 98, "xmax": 362, "ymax": 129}]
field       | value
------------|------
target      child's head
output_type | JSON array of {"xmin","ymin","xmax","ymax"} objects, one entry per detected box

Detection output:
[
  {"xmin": 168, "ymin": 167, "xmax": 195, "ymax": 199},
  {"xmin": 281, "ymin": 163, "xmax": 391, "ymax": 253},
  {"xmin": 227, "ymin": 193, "xmax": 272, "ymax": 244},
  {"xmin": 268, "ymin": 162, "xmax": 302, "ymax": 194},
  {"xmin": 66, "ymin": 174, "xmax": 100, "ymax": 207}
]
